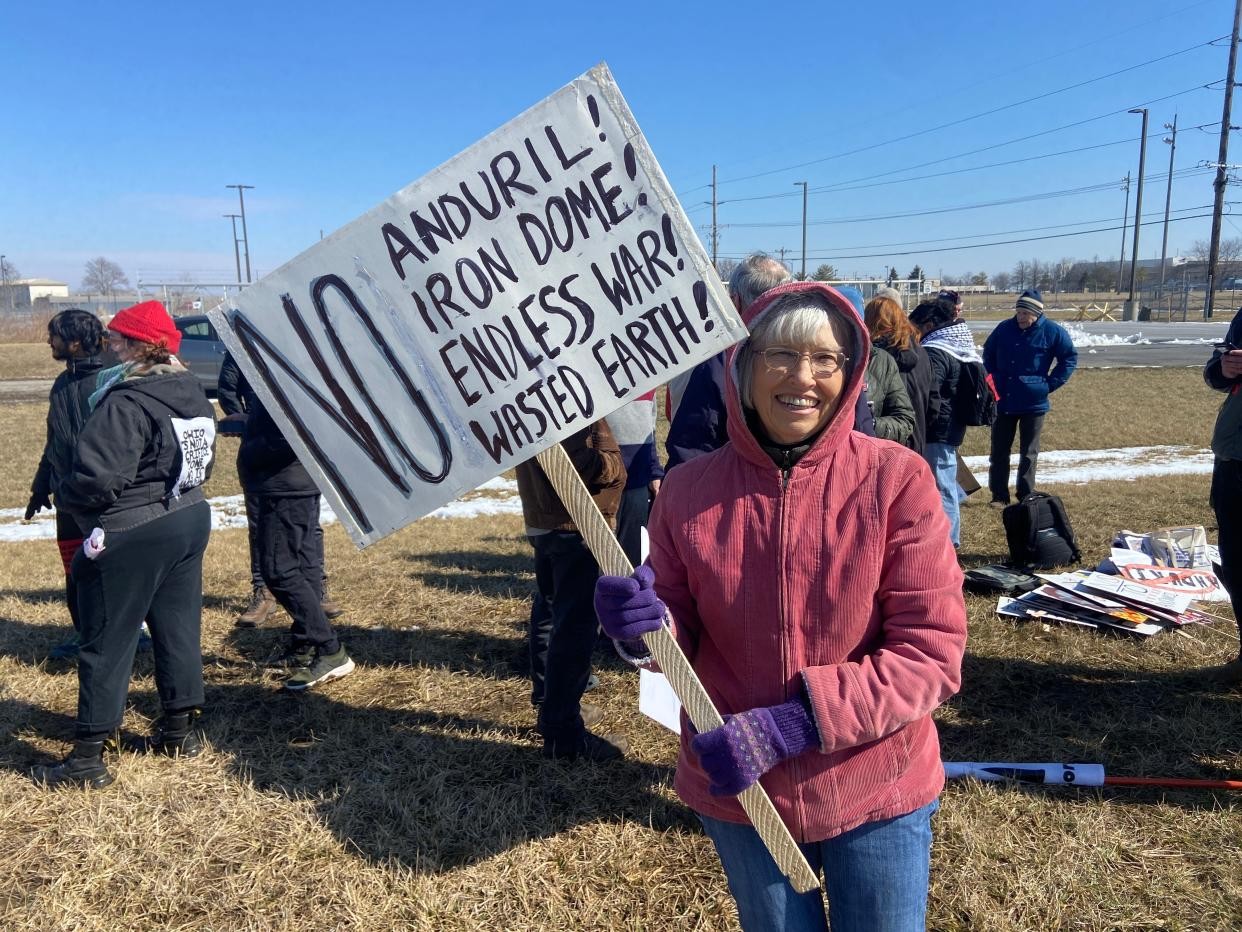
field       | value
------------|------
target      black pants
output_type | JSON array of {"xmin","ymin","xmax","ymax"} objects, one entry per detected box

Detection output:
[
  {"xmin": 615, "ymin": 485, "xmax": 651, "ymax": 567},
  {"xmin": 1211, "ymin": 459, "xmax": 1242, "ymax": 655},
  {"xmin": 258, "ymin": 494, "xmax": 338, "ymax": 654},
  {"xmin": 245, "ymin": 490, "xmax": 326, "ymax": 590},
  {"xmin": 528, "ymin": 531, "xmax": 600, "ymax": 741},
  {"xmin": 74, "ymin": 501, "xmax": 210, "ymax": 737},
  {"xmin": 988, "ymin": 412, "xmax": 1045, "ymax": 503},
  {"xmin": 55, "ymin": 508, "xmax": 85, "ymax": 631}
]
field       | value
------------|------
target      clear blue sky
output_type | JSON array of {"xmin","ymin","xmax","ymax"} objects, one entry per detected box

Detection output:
[{"xmin": 2, "ymin": 0, "xmax": 1235, "ymax": 289}]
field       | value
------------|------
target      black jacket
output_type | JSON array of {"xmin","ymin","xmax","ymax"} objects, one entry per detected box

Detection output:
[
  {"xmin": 923, "ymin": 345, "xmax": 968, "ymax": 447},
  {"xmin": 875, "ymin": 339, "xmax": 936, "ymax": 455},
  {"xmin": 237, "ymin": 396, "xmax": 317, "ymax": 497},
  {"xmin": 58, "ymin": 368, "xmax": 217, "ymax": 530},
  {"xmin": 31, "ymin": 355, "xmax": 108, "ymax": 501}
]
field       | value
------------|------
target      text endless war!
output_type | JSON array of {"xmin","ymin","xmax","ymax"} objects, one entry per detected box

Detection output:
[{"xmin": 378, "ymin": 122, "xmax": 714, "ymax": 463}]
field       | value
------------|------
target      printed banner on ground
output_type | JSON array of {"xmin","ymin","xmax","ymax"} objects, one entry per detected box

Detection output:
[{"xmin": 209, "ymin": 63, "xmax": 746, "ymax": 545}]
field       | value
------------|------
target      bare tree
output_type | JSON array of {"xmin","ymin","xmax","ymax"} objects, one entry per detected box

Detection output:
[
  {"xmin": 1012, "ymin": 260, "xmax": 1029, "ymax": 291},
  {"xmin": 715, "ymin": 258, "xmax": 738, "ymax": 282},
  {"xmin": 992, "ymin": 271, "xmax": 1012, "ymax": 292},
  {"xmin": 0, "ymin": 256, "xmax": 20, "ymax": 313},
  {"xmin": 82, "ymin": 257, "xmax": 129, "ymax": 309}
]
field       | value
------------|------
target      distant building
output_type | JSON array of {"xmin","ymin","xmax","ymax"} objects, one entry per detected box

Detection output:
[{"xmin": 0, "ymin": 278, "xmax": 69, "ymax": 311}]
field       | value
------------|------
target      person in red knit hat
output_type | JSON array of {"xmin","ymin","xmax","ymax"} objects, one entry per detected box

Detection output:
[{"xmin": 33, "ymin": 301, "xmax": 216, "ymax": 789}]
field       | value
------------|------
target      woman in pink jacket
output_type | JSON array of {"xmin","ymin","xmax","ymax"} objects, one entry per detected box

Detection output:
[{"xmin": 596, "ymin": 281, "xmax": 966, "ymax": 931}]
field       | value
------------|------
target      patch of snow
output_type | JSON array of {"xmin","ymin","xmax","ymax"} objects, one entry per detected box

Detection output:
[
  {"xmin": 1062, "ymin": 323, "xmax": 1149, "ymax": 347},
  {"xmin": 962, "ymin": 444, "xmax": 1214, "ymax": 486}
]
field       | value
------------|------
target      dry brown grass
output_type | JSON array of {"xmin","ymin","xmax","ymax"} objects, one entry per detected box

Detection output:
[
  {"xmin": 1, "ymin": 362, "xmax": 1239, "ymax": 930},
  {"xmin": 0, "ymin": 343, "xmax": 61, "ymax": 380}
]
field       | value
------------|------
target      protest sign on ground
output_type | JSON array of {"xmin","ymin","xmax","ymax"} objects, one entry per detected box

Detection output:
[{"xmin": 209, "ymin": 63, "xmax": 746, "ymax": 546}]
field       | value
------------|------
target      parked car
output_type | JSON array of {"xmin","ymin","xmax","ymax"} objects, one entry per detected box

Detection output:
[{"xmin": 173, "ymin": 315, "xmax": 227, "ymax": 394}]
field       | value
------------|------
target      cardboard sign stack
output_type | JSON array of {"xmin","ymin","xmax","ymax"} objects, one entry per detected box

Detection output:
[{"xmin": 995, "ymin": 525, "xmax": 1227, "ymax": 638}]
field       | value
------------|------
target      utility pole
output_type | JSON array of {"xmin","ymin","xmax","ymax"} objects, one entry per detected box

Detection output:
[
  {"xmin": 223, "ymin": 214, "xmax": 243, "ymax": 284},
  {"xmin": 1206, "ymin": 0, "xmax": 1242, "ymax": 319},
  {"xmin": 795, "ymin": 181, "xmax": 808, "ymax": 280},
  {"xmin": 777, "ymin": 247, "xmax": 789, "ymax": 267},
  {"xmin": 1116, "ymin": 173, "xmax": 1131, "ymax": 292},
  {"xmin": 711, "ymin": 165, "xmax": 718, "ymax": 270},
  {"xmin": 1126, "ymin": 108, "xmax": 1149, "ymax": 320},
  {"xmin": 227, "ymin": 183, "xmax": 255, "ymax": 283},
  {"xmin": 1159, "ymin": 115, "xmax": 1178, "ymax": 298}
]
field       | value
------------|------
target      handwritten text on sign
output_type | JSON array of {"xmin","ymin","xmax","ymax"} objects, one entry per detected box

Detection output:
[{"xmin": 209, "ymin": 64, "xmax": 746, "ymax": 546}]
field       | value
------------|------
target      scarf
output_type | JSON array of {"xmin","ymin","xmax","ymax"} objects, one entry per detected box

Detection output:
[
  {"xmin": 87, "ymin": 359, "xmax": 186, "ymax": 411},
  {"xmin": 920, "ymin": 321, "xmax": 982, "ymax": 364}
]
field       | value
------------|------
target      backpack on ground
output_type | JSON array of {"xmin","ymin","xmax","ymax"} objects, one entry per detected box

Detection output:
[
  {"xmin": 1003, "ymin": 492, "xmax": 1082, "ymax": 569},
  {"xmin": 963, "ymin": 563, "xmax": 1042, "ymax": 596},
  {"xmin": 957, "ymin": 361, "xmax": 998, "ymax": 427}
]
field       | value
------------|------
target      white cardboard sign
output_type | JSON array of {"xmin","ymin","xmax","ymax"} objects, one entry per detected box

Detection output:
[{"xmin": 209, "ymin": 63, "xmax": 746, "ymax": 545}]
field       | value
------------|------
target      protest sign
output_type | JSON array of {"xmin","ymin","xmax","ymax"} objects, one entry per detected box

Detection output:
[{"xmin": 209, "ymin": 63, "xmax": 747, "ymax": 546}]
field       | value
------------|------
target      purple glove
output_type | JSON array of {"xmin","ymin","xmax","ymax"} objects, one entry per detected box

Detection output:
[
  {"xmin": 594, "ymin": 564, "xmax": 666, "ymax": 641},
  {"xmin": 690, "ymin": 697, "xmax": 820, "ymax": 797}
]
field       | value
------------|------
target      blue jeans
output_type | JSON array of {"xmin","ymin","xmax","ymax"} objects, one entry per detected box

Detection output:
[
  {"xmin": 700, "ymin": 801, "xmax": 937, "ymax": 932},
  {"xmin": 924, "ymin": 442, "xmax": 960, "ymax": 547}
]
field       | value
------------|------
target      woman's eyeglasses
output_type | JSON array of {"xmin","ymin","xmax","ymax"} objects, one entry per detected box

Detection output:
[{"xmin": 760, "ymin": 347, "xmax": 849, "ymax": 378}]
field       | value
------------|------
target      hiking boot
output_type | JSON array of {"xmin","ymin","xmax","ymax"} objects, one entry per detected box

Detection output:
[
  {"xmin": 284, "ymin": 646, "xmax": 355, "ymax": 692},
  {"xmin": 542, "ymin": 730, "xmax": 628, "ymax": 762},
  {"xmin": 49, "ymin": 634, "xmax": 81, "ymax": 660},
  {"xmin": 129, "ymin": 710, "xmax": 203, "ymax": 758},
  {"xmin": 265, "ymin": 644, "xmax": 316, "ymax": 670},
  {"xmin": 32, "ymin": 739, "xmax": 115, "ymax": 790},
  {"xmin": 320, "ymin": 582, "xmax": 343, "ymax": 620},
  {"xmin": 237, "ymin": 585, "xmax": 279, "ymax": 627}
]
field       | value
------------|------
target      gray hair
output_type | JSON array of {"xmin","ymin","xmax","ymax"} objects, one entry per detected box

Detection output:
[
  {"xmin": 729, "ymin": 252, "xmax": 791, "ymax": 310},
  {"xmin": 737, "ymin": 291, "xmax": 855, "ymax": 408}
]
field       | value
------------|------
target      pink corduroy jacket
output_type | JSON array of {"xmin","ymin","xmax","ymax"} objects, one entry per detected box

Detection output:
[{"xmin": 648, "ymin": 280, "xmax": 967, "ymax": 843}]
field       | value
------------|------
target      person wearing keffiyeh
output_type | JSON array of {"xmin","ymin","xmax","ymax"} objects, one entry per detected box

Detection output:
[{"xmin": 909, "ymin": 297, "xmax": 979, "ymax": 548}]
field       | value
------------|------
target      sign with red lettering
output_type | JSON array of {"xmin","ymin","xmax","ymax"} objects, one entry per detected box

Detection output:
[{"xmin": 210, "ymin": 64, "xmax": 746, "ymax": 545}]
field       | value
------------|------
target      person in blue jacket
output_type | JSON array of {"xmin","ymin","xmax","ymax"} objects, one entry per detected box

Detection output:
[{"xmin": 982, "ymin": 290, "xmax": 1077, "ymax": 506}]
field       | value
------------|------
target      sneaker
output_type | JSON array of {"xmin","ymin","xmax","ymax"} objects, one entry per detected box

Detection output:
[
  {"xmin": 542, "ymin": 730, "xmax": 628, "ymax": 762},
  {"xmin": 584, "ymin": 672, "xmax": 599, "ymax": 693},
  {"xmin": 264, "ymin": 644, "xmax": 315, "ymax": 670},
  {"xmin": 49, "ymin": 635, "xmax": 81, "ymax": 660},
  {"xmin": 238, "ymin": 585, "xmax": 280, "ymax": 627},
  {"xmin": 137, "ymin": 621, "xmax": 153, "ymax": 653},
  {"xmin": 284, "ymin": 646, "xmax": 355, "ymax": 691}
]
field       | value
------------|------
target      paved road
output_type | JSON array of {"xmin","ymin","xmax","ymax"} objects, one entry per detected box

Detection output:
[{"xmin": 966, "ymin": 319, "xmax": 1230, "ymax": 368}]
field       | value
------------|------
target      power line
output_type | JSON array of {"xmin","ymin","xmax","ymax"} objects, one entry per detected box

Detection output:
[
  {"xmin": 717, "ymin": 211, "xmax": 1218, "ymax": 261},
  {"xmin": 708, "ymin": 37, "xmax": 1225, "ymax": 190},
  {"xmin": 723, "ymin": 170, "xmax": 1215, "ymax": 228},
  {"xmin": 671, "ymin": 0, "xmax": 1219, "ymax": 194},
  {"xmin": 801, "ymin": 204, "xmax": 1217, "ymax": 253}
]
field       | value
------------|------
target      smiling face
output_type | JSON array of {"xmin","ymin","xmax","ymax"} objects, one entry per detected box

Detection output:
[{"xmin": 749, "ymin": 317, "xmax": 850, "ymax": 445}]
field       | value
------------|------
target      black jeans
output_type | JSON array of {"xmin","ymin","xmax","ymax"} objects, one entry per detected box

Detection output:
[
  {"xmin": 245, "ymin": 490, "xmax": 326, "ymax": 590},
  {"xmin": 258, "ymin": 494, "xmax": 339, "ymax": 654},
  {"xmin": 528, "ymin": 531, "xmax": 601, "ymax": 741},
  {"xmin": 55, "ymin": 508, "xmax": 85, "ymax": 631},
  {"xmin": 1211, "ymin": 459, "xmax": 1242, "ymax": 654},
  {"xmin": 615, "ymin": 485, "xmax": 651, "ymax": 567},
  {"xmin": 74, "ymin": 501, "xmax": 210, "ymax": 737},
  {"xmin": 988, "ymin": 412, "xmax": 1045, "ymax": 503}
]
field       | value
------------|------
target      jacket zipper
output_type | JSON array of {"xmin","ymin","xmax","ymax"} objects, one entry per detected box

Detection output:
[{"xmin": 776, "ymin": 451, "xmax": 807, "ymax": 840}]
